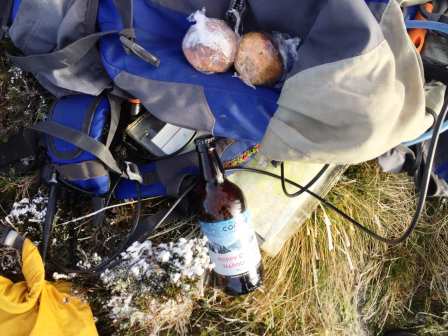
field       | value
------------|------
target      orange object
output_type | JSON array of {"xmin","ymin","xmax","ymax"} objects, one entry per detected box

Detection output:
[
  {"xmin": 408, "ymin": 3, "xmax": 434, "ymax": 53},
  {"xmin": 128, "ymin": 98, "xmax": 141, "ymax": 104}
]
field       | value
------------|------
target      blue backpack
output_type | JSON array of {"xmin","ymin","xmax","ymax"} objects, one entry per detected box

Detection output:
[
  {"xmin": 29, "ymin": 93, "xmax": 259, "ymax": 200},
  {"xmin": 97, "ymin": 0, "xmax": 279, "ymax": 144},
  {"xmin": 32, "ymin": 94, "xmax": 119, "ymax": 196},
  {"xmin": 4, "ymin": 0, "xmax": 439, "ymax": 161},
  {"xmin": 1, "ymin": 0, "xmax": 277, "ymax": 144}
]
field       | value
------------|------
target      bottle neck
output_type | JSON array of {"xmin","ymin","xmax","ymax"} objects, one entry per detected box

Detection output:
[{"xmin": 198, "ymin": 147, "xmax": 225, "ymax": 184}]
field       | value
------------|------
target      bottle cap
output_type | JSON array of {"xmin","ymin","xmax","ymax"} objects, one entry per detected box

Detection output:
[
  {"xmin": 128, "ymin": 98, "xmax": 141, "ymax": 104},
  {"xmin": 195, "ymin": 135, "xmax": 216, "ymax": 152},
  {"xmin": 128, "ymin": 98, "xmax": 141, "ymax": 116}
]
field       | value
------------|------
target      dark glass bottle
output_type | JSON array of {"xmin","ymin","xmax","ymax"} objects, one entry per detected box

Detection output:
[
  {"xmin": 195, "ymin": 136, "xmax": 263, "ymax": 296},
  {"xmin": 128, "ymin": 98, "xmax": 141, "ymax": 118}
]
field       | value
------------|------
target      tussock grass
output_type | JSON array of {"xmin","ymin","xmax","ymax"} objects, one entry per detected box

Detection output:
[{"xmin": 190, "ymin": 163, "xmax": 448, "ymax": 335}]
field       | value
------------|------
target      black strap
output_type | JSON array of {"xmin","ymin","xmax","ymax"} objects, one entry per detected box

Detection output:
[
  {"xmin": 155, "ymin": 151, "xmax": 199, "ymax": 197},
  {"xmin": 52, "ymin": 179, "xmax": 197, "ymax": 276},
  {"xmin": 125, "ymin": 210, "xmax": 165, "ymax": 246},
  {"xmin": 91, "ymin": 197, "xmax": 107, "ymax": 228},
  {"xmin": 226, "ymin": 0, "xmax": 247, "ymax": 34},
  {"xmin": 32, "ymin": 121, "xmax": 123, "ymax": 175},
  {"xmin": 85, "ymin": 0, "xmax": 100, "ymax": 34},
  {"xmin": 113, "ymin": 0, "xmax": 160, "ymax": 66}
]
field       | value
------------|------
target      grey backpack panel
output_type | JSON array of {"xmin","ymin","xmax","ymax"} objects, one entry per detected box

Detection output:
[
  {"xmin": 9, "ymin": 0, "xmax": 98, "ymax": 53},
  {"xmin": 35, "ymin": 49, "xmax": 111, "ymax": 98},
  {"xmin": 292, "ymin": 0, "xmax": 384, "ymax": 74},
  {"xmin": 8, "ymin": 0, "xmax": 111, "ymax": 97},
  {"xmin": 246, "ymin": 0, "xmax": 326, "ymax": 38},
  {"xmin": 261, "ymin": 0, "xmax": 431, "ymax": 164},
  {"xmin": 9, "ymin": 0, "xmax": 66, "ymax": 54},
  {"xmin": 57, "ymin": 0, "xmax": 99, "ymax": 47},
  {"xmin": 114, "ymin": 71, "xmax": 215, "ymax": 131}
]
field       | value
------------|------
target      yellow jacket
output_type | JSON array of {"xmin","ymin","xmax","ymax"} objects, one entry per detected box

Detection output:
[{"xmin": 0, "ymin": 239, "xmax": 98, "ymax": 336}]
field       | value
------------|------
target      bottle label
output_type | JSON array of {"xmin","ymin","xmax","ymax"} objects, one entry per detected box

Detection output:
[{"xmin": 199, "ymin": 211, "xmax": 261, "ymax": 277}]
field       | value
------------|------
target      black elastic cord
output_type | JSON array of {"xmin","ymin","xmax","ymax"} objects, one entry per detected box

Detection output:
[
  {"xmin": 106, "ymin": 177, "xmax": 121, "ymax": 207},
  {"xmin": 84, "ymin": 181, "xmax": 142, "ymax": 273},
  {"xmin": 94, "ymin": 181, "xmax": 198, "ymax": 272},
  {"xmin": 226, "ymin": 91, "xmax": 448, "ymax": 246},
  {"xmin": 281, "ymin": 163, "xmax": 329, "ymax": 197},
  {"xmin": 53, "ymin": 180, "xmax": 196, "ymax": 275}
]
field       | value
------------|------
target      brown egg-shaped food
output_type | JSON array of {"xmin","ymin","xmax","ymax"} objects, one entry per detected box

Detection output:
[
  {"xmin": 182, "ymin": 11, "xmax": 238, "ymax": 74},
  {"xmin": 235, "ymin": 32, "xmax": 283, "ymax": 86}
]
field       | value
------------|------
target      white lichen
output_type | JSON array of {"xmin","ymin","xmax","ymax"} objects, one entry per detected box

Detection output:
[
  {"xmin": 100, "ymin": 237, "xmax": 211, "ymax": 333},
  {"xmin": 3, "ymin": 192, "xmax": 48, "ymax": 225}
]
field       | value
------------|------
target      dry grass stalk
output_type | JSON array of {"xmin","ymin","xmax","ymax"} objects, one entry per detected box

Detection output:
[{"xmin": 190, "ymin": 163, "xmax": 448, "ymax": 335}]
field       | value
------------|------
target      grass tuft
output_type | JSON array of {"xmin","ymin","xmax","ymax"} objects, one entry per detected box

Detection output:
[{"xmin": 189, "ymin": 163, "xmax": 448, "ymax": 336}]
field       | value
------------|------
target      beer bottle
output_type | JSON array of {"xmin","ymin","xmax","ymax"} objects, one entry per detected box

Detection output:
[{"xmin": 195, "ymin": 136, "xmax": 263, "ymax": 296}]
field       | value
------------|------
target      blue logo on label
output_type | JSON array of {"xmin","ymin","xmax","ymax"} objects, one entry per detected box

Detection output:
[{"xmin": 199, "ymin": 211, "xmax": 250, "ymax": 252}]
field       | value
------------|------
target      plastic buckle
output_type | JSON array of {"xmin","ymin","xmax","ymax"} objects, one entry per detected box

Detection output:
[
  {"xmin": 125, "ymin": 161, "xmax": 143, "ymax": 184},
  {"xmin": 41, "ymin": 165, "xmax": 58, "ymax": 185}
]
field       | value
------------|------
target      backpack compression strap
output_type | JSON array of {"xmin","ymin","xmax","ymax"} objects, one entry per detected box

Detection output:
[
  {"xmin": 32, "ymin": 121, "xmax": 122, "ymax": 174},
  {"xmin": 31, "ymin": 95, "xmax": 125, "ymax": 177},
  {"xmin": 8, "ymin": 0, "xmax": 158, "ymax": 74}
]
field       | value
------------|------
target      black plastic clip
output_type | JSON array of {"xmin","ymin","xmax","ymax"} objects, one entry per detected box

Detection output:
[{"xmin": 225, "ymin": 0, "xmax": 247, "ymax": 34}]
